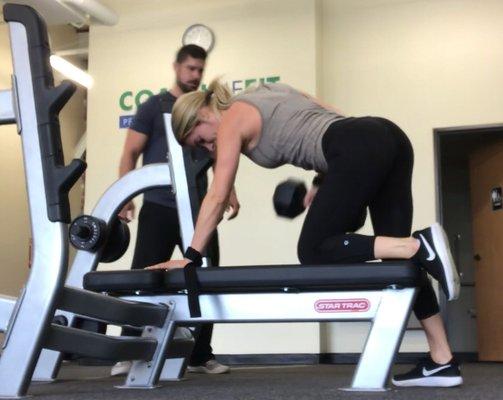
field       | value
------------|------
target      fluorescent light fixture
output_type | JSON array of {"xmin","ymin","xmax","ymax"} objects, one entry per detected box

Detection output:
[
  {"xmin": 49, "ymin": 55, "xmax": 93, "ymax": 88},
  {"xmin": 59, "ymin": 0, "xmax": 119, "ymax": 26}
]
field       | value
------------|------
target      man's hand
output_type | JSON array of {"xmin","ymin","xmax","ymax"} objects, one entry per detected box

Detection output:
[
  {"xmin": 118, "ymin": 201, "xmax": 135, "ymax": 222},
  {"xmin": 303, "ymin": 186, "xmax": 319, "ymax": 208},
  {"xmin": 225, "ymin": 187, "xmax": 240, "ymax": 220},
  {"xmin": 146, "ymin": 259, "xmax": 191, "ymax": 270}
]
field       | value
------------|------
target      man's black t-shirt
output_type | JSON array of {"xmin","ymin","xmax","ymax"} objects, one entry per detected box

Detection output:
[{"xmin": 130, "ymin": 91, "xmax": 209, "ymax": 208}]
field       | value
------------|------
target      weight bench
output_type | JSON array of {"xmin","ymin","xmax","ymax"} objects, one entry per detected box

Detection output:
[{"xmin": 84, "ymin": 261, "xmax": 424, "ymax": 391}]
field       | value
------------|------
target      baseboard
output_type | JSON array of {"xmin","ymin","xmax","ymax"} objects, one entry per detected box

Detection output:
[
  {"xmin": 216, "ymin": 354, "xmax": 319, "ymax": 365},
  {"xmin": 320, "ymin": 352, "xmax": 478, "ymax": 364},
  {"xmin": 451, "ymin": 352, "xmax": 479, "ymax": 362},
  {"xmin": 216, "ymin": 352, "xmax": 479, "ymax": 365}
]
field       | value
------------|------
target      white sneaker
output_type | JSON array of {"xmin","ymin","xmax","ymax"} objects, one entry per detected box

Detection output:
[
  {"xmin": 174, "ymin": 327, "xmax": 194, "ymax": 340},
  {"xmin": 187, "ymin": 359, "xmax": 230, "ymax": 374},
  {"xmin": 110, "ymin": 361, "xmax": 132, "ymax": 376}
]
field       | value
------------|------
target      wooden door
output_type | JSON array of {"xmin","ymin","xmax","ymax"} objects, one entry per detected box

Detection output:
[{"xmin": 469, "ymin": 140, "xmax": 503, "ymax": 361}]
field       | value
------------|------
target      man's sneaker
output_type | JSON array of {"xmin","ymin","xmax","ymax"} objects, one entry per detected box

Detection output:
[
  {"xmin": 412, "ymin": 223, "xmax": 460, "ymax": 301},
  {"xmin": 392, "ymin": 357, "xmax": 463, "ymax": 387},
  {"xmin": 187, "ymin": 359, "xmax": 230, "ymax": 374},
  {"xmin": 110, "ymin": 361, "xmax": 132, "ymax": 376},
  {"xmin": 174, "ymin": 327, "xmax": 194, "ymax": 340}
]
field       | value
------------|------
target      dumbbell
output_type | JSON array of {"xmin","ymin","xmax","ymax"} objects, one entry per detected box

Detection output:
[
  {"xmin": 69, "ymin": 215, "xmax": 130, "ymax": 263},
  {"xmin": 273, "ymin": 179, "xmax": 307, "ymax": 219},
  {"xmin": 69, "ymin": 215, "xmax": 106, "ymax": 251},
  {"xmin": 100, "ymin": 218, "xmax": 131, "ymax": 263}
]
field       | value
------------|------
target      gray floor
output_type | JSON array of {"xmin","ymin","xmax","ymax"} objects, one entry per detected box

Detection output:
[{"xmin": 26, "ymin": 363, "xmax": 503, "ymax": 400}]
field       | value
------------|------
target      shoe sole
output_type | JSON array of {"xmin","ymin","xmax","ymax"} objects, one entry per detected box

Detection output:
[
  {"xmin": 187, "ymin": 366, "xmax": 230, "ymax": 374},
  {"xmin": 430, "ymin": 223, "xmax": 460, "ymax": 301},
  {"xmin": 110, "ymin": 367, "xmax": 131, "ymax": 376},
  {"xmin": 392, "ymin": 376, "xmax": 463, "ymax": 387}
]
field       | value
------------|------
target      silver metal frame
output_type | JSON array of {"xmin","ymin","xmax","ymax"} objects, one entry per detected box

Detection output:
[
  {"xmin": 164, "ymin": 114, "xmax": 195, "ymax": 252},
  {"xmin": 67, "ymin": 163, "xmax": 171, "ymax": 284},
  {"xmin": 164, "ymin": 113, "xmax": 208, "ymax": 266},
  {"xmin": 0, "ymin": 295, "xmax": 16, "ymax": 332},
  {"xmin": 121, "ymin": 287, "xmax": 417, "ymax": 391},
  {"xmin": 35, "ymin": 116, "xmax": 203, "ymax": 381},
  {"xmin": 0, "ymin": 21, "xmax": 68, "ymax": 398},
  {"xmin": 33, "ymin": 163, "xmax": 172, "ymax": 381},
  {"xmin": 117, "ymin": 302, "xmax": 177, "ymax": 389}
]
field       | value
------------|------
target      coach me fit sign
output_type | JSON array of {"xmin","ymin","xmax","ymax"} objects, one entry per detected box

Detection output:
[{"xmin": 118, "ymin": 75, "xmax": 281, "ymax": 129}]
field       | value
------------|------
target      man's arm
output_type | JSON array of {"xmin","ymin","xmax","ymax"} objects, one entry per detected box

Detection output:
[
  {"xmin": 118, "ymin": 95, "xmax": 156, "ymax": 221},
  {"xmin": 117, "ymin": 129, "xmax": 148, "ymax": 221},
  {"xmin": 119, "ymin": 129, "xmax": 148, "ymax": 177}
]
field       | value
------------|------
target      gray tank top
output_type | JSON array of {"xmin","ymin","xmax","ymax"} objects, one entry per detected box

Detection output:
[{"xmin": 233, "ymin": 83, "xmax": 346, "ymax": 172}]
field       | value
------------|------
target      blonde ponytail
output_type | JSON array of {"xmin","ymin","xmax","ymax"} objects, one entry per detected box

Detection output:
[
  {"xmin": 172, "ymin": 78, "xmax": 232, "ymax": 143},
  {"xmin": 206, "ymin": 78, "xmax": 232, "ymax": 113}
]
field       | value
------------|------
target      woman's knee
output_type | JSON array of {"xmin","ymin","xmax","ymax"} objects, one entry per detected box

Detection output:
[{"xmin": 298, "ymin": 233, "xmax": 375, "ymax": 264}]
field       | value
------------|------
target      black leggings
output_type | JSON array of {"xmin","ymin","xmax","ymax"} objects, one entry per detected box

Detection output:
[{"xmin": 297, "ymin": 117, "xmax": 439, "ymax": 320}]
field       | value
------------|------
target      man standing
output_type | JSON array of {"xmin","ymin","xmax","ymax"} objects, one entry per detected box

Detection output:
[{"xmin": 114, "ymin": 44, "xmax": 235, "ymax": 376}]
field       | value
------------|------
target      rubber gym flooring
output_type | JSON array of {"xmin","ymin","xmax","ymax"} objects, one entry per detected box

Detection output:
[{"xmin": 28, "ymin": 362, "xmax": 502, "ymax": 400}]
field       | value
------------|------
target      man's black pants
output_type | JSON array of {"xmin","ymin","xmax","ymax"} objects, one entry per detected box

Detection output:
[{"xmin": 125, "ymin": 201, "xmax": 220, "ymax": 365}]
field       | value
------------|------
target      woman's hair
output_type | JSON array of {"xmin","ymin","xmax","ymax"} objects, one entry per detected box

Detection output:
[{"xmin": 172, "ymin": 78, "xmax": 232, "ymax": 143}]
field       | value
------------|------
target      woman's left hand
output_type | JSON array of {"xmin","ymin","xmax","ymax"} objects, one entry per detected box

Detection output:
[
  {"xmin": 303, "ymin": 185, "xmax": 319, "ymax": 208},
  {"xmin": 226, "ymin": 187, "xmax": 240, "ymax": 220},
  {"xmin": 146, "ymin": 259, "xmax": 191, "ymax": 270}
]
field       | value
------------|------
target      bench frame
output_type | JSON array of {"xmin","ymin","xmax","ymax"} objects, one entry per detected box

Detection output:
[{"xmin": 118, "ymin": 288, "xmax": 417, "ymax": 391}]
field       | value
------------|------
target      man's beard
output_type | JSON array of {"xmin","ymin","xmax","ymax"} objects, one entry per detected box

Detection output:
[{"xmin": 178, "ymin": 79, "xmax": 199, "ymax": 93}]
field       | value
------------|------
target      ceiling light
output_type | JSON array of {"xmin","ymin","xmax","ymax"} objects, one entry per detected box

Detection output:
[{"xmin": 49, "ymin": 55, "xmax": 93, "ymax": 88}]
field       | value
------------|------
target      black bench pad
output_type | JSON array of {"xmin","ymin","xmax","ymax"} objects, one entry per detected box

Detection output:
[{"xmin": 84, "ymin": 261, "xmax": 424, "ymax": 295}]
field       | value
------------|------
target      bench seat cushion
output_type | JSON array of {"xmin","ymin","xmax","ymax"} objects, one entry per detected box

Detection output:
[{"xmin": 84, "ymin": 261, "xmax": 424, "ymax": 295}]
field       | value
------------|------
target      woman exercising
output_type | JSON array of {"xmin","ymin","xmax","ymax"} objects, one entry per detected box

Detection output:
[{"xmin": 150, "ymin": 79, "xmax": 462, "ymax": 388}]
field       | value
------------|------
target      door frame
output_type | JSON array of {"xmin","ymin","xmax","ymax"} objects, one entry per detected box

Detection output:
[{"xmin": 433, "ymin": 122, "xmax": 503, "ymax": 359}]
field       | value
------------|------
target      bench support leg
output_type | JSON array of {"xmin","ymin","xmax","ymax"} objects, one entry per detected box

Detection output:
[
  {"xmin": 117, "ymin": 303, "xmax": 177, "ymax": 389},
  {"xmin": 344, "ymin": 287, "xmax": 416, "ymax": 391},
  {"xmin": 159, "ymin": 358, "xmax": 188, "ymax": 381}
]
